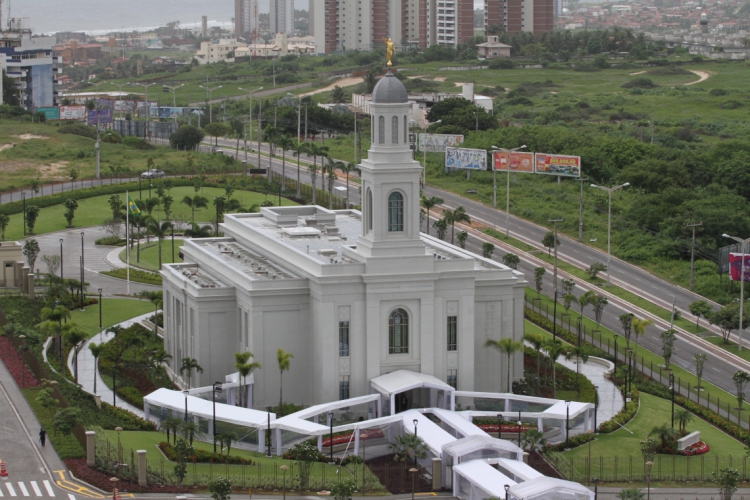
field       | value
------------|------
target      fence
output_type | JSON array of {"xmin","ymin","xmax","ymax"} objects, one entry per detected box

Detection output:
[{"xmin": 524, "ymin": 294, "xmax": 750, "ymax": 431}]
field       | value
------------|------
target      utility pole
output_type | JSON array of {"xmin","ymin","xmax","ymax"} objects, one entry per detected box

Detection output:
[
  {"xmin": 258, "ymin": 98, "xmax": 263, "ymax": 175},
  {"xmin": 687, "ymin": 221, "xmax": 702, "ymax": 290},
  {"xmin": 135, "ymin": 82, "xmax": 156, "ymax": 140},
  {"xmin": 162, "ymin": 84, "xmax": 184, "ymax": 123},
  {"xmin": 577, "ymin": 178, "xmax": 589, "ymax": 243},
  {"xmin": 304, "ymin": 105, "xmax": 308, "ymax": 142},
  {"xmin": 199, "ymin": 83, "xmax": 223, "ymax": 122},
  {"xmin": 550, "ymin": 218, "xmax": 564, "ymax": 340}
]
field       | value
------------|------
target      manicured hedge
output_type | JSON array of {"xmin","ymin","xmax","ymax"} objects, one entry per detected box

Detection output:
[
  {"xmin": 158, "ymin": 442, "xmax": 254, "ymax": 465},
  {"xmin": 599, "ymin": 387, "xmax": 640, "ymax": 434},
  {"xmin": 524, "ymin": 307, "xmax": 609, "ymax": 359},
  {"xmin": 101, "ymin": 268, "xmax": 162, "ymax": 286}
]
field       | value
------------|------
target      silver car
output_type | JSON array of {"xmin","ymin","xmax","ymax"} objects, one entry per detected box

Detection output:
[{"xmin": 141, "ymin": 169, "xmax": 165, "ymax": 179}]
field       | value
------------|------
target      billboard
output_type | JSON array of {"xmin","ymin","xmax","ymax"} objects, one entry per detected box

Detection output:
[
  {"xmin": 59, "ymin": 105, "xmax": 86, "ymax": 120},
  {"xmin": 419, "ymin": 133, "xmax": 464, "ymax": 152},
  {"xmin": 36, "ymin": 107, "xmax": 59, "ymax": 120},
  {"xmin": 493, "ymin": 151, "xmax": 535, "ymax": 173},
  {"xmin": 115, "ymin": 100, "xmax": 136, "ymax": 112},
  {"xmin": 729, "ymin": 253, "xmax": 750, "ymax": 282},
  {"xmin": 87, "ymin": 109, "xmax": 113, "ymax": 125},
  {"xmin": 445, "ymin": 147, "xmax": 487, "ymax": 170},
  {"xmin": 535, "ymin": 153, "xmax": 582, "ymax": 177}
]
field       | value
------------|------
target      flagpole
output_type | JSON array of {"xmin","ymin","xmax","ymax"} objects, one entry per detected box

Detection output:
[{"xmin": 126, "ymin": 190, "xmax": 130, "ymax": 295}]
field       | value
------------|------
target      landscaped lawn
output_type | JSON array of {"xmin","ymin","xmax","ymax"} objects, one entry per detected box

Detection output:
[
  {"xmin": 3, "ymin": 186, "xmax": 296, "ymax": 241},
  {"xmin": 120, "ymin": 240, "xmax": 184, "ymax": 272},
  {"xmin": 69, "ymin": 298, "xmax": 156, "ymax": 338},
  {"xmin": 557, "ymin": 393, "xmax": 747, "ymax": 483}
]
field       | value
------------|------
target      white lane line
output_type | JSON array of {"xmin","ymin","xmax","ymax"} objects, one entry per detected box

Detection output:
[
  {"xmin": 67, "ymin": 494, "xmax": 75, "ymax": 500},
  {"xmin": 0, "ymin": 483, "xmax": 4, "ymax": 496},
  {"xmin": 6, "ymin": 484, "xmax": 17, "ymax": 497},
  {"xmin": 17, "ymin": 483, "xmax": 28, "ymax": 497},
  {"xmin": 42, "ymin": 482, "xmax": 54, "ymax": 497},
  {"xmin": 30, "ymin": 483, "xmax": 41, "ymax": 497}
]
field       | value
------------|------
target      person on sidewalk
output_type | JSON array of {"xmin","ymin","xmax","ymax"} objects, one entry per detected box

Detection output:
[{"xmin": 39, "ymin": 428, "xmax": 46, "ymax": 447}]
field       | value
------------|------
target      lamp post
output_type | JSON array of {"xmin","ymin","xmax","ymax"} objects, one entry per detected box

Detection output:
[
  {"xmin": 409, "ymin": 467, "xmax": 418, "ymax": 500},
  {"xmin": 593, "ymin": 385, "xmax": 599, "ymax": 433},
  {"xmin": 497, "ymin": 414, "xmax": 503, "ymax": 439},
  {"xmin": 723, "ymin": 233, "xmax": 750, "ymax": 351},
  {"xmin": 577, "ymin": 178, "xmax": 589, "ymax": 242},
  {"xmin": 328, "ymin": 411, "xmax": 335, "ymax": 463},
  {"xmin": 491, "ymin": 145, "xmax": 527, "ymax": 238},
  {"xmin": 239, "ymin": 86, "xmax": 264, "ymax": 165},
  {"xmin": 413, "ymin": 418, "xmax": 419, "ymax": 467},
  {"xmin": 613, "ymin": 334, "xmax": 618, "ymax": 375},
  {"xmin": 199, "ymin": 84, "xmax": 223, "ymax": 123},
  {"xmin": 115, "ymin": 426, "xmax": 123, "ymax": 466},
  {"xmin": 669, "ymin": 372, "xmax": 675, "ymax": 429},
  {"xmin": 422, "ymin": 120, "xmax": 441, "ymax": 188},
  {"xmin": 266, "ymin": 405, "xmax": 272, "ymax": 457},
  {"xmin": 135, "ymin": 82, "xmax": 157, "ymax": 140},
  {"xmin": 504, "ymin": 484, "xmax": 510, "ymax": 500},
  {"xmin": 59, "ymin": 238, "xmax": 64, "ymax": 283},
  {"xmin": 213, "ymin": 381, "xmax": 222, "ymax": 453},
  {"xmin": 360, "ymin": 431, "xmax": 368, "ymax": 493},
  {"xmin": 22, "ymin": 192, "xmax": 26, "ymax": 236},
  {"xmin": 98, "ymin": 288, "xmax": 103, "ymax": 329},
  {"xmin": 593, "ymin": 478, "xmax": 599, "ymax": 500},
  {"xmin": 550, "ymin": 218, "xmax": 563, "ymax": 340},
  {"xmin": 517, "ymin": 411, "xmax": 522, "ymax": 448},
  {"xmin": 287, "ymin": 92, "xmax": 301, "ymax": 142},
  {"xmin": 628, "ymin": 349, "xmax": 634, "ymax": 395},
  {"xmin": 183, "ymin": 389, "xmax": 189, "ymax": 422},
  {"xmin": 80, "ymin": 232, "xmax": 85, "ymax": 311},
  {"xmin": 645, "ymin": 460, "xmax": 654, "ymax": 500},
  {"xmin": 280, "ymin": 465, "xmax": 289, "ymax": 500},
  {"xmin": 590, "ymin": 182, "xmax": 630, "ymax": 286},
  {"xmin": 577, "ymin": 315, "xmax": 583, "ymax": 347},
  {"xmin": 162, "ymin": 84, "xmax": 185, "ymax": 123},
  {"xmin": 565, "ymin": 400, "xmax": 571, "ymax": 447}
]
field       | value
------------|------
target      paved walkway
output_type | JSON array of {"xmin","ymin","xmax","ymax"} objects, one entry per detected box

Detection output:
[
  {"xmin": 557, "ymin": 355, "xmax": 624, "ymax": 427},
  {"xmin": 66, "ymin": 312, "xmax": 155, "ymax": 419}
]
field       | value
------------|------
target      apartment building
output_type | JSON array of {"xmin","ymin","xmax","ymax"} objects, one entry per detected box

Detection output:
[
  {"xmin": 270, "ymin": 0, "xmax": 294, "ymax": 36},
  {"xmin": 0, "ymin": 22, "xmax": 58, "ymax": 110},
  {"xmin": 235, "ymin": 0, "xmax": 261, "ymax": 38},
  {"xmin": 312, "ymin": 0, "xmax": 473, "ymax": 54},
  {"xmin": 485, "ymin": 0, "xmax": 553, "ymax": 33}
]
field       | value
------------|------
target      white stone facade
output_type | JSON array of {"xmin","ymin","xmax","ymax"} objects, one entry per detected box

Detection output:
[{"xmin": 162, "ymin": 73, "xmax": 526, "ymax": 410}]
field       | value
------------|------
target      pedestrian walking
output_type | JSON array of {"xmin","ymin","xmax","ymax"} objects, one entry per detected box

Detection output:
[{"xmin": 39, "ymin": 428, "xmax": 46, "ymax": 447}]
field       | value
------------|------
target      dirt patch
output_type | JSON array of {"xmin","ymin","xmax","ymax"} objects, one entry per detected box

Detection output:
[
  {"xmin": 0, "ymin": 160, "xmax": 39, "ymax": 173},
  {"xmin": 0, "ymin": 143, "xmax": 14, "ymax": 152},
  {"xmin": 433, "ymin": 77, "xmax": 447, "ymax": 82},
  {"xmin": 301, "ymin": 76, "xmax": 364, "ymax": 97},
  {"xmin": 629, "ymin": 70, "xmax": 647, "ymax": 75},
  {"xmin": 14, "ymin": 134, "xmax": 49, "ymax": 140},
  {"xmin": 685, "ymin": 70, "xmax": 710, "ymax": 85},
  {"xmin": 407, "ymin": 75, "xmax": 428, "ymax": 79},
  {"xmin": 38, "ymin": 161, "xmax": 70, "ymax": 179},
  {"xmin": 366, "ymin": 454, "xmax": 433, "ymax": 494}
]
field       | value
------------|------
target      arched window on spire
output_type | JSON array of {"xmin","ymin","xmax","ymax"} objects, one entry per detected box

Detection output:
[
  {"xmin": 388, "ymin": 191, "xmax": 404, "ymax": 232},
  {"xmin": 378, "ymin": 116, "xmax": 385, "ymax": 144},
  {"xmin": 391, "ymin": 116, "xmax": 399, "ymax": 144},
  {"xmin": 389, "ymin": 309, "xmax": 409, "ymax": 354},
  {"xmin": 367, "ymin": 188, "xmax": 373, "ymax": 232}
]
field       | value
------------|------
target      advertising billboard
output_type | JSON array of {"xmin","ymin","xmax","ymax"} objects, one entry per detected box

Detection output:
[
  {"xmin": 445, "ymin": 147, "xmax": 487, "ymax": 170},
  {"xmin": 36, "ymin": 107, "xmax": 59, "ymax": 121},
  {"xmin": 115, "ymin": 100, "xmax": 136, "ymax": 112},
  {"xmin": 419, "ymin": 133, "xmax": 464, "ymax": 152},
  {"xmin": 729, "ymin": 253, "xmax": 750, "ymax": 282},
  {"xmin": 493, "ymin": 151, "xmax": 535, "ymax": 173},
  {"xmin": 59, "ymin": 106, "xmax": 86, "ymax": 120},
  {"xmin": 87, "ymin": 109, "xmax": 113, "ymax": 125},
  {"xmin": 535, "ymin": 153, "xmax": 582, "ymax": 177}
]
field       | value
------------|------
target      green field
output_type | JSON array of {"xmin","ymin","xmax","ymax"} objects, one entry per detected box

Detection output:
[
  {"xmin": 69, "ymin": 298, "xmax": 156, "ymax": 338},
  {"xmin": 3, "ymin": 186, "xmax": 296, "ymax": 241},
  {"xmin": 122, "ymin": 240, "xmax": 185, "ymax": 271}
]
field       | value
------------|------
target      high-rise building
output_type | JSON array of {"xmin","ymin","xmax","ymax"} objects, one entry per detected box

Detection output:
[
  {"xmin": 235, "ymin": 0, "xmax": 260, "ymax": 38},
  {"xmin": 0, "ymin": 21, "xmax": 58, "ymax": 110},
  {"xmin": 270, "ymin": 0, "xmax": 294, "ymax": 36},
  {"xmin": 311, "ymin": 0, "xmax": 474, "ymax": 54},
  {"xmin": 485, "ymin": 0, "xmax": 553, "ymax": 34}
]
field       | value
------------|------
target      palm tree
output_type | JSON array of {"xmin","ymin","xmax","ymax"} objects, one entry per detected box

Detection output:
[
  {"xmin": 291, "ymin": 141, "xmax": 306, "ymax": 199},
  {"xmin": 523, "ymin": 333, "xmax": 545, "ymax": 395},
  {"xmin": 64, "ymin": 326, "xmax": 86, "ymax": 383},
  {"xmin": 387, "ymin": 433, "xmax": 429, "ymax": 464},
  {"xmin": 181, "ymin": 195, "xmax": 208, "ymax": 222},
  {"xmin": 619, "ymin": 312, "xmax": 635, "ymax": 348},
  {"xmin": 184, "ymin": 222, "xmax": 213, "ymax": 238},
  {"xmin": 545, "ymin": 339, "xmax": 566, "ymax": 399},
  {"xmin": 162, "ymin": 416, "xmax": 182, "ymax": 445},
  {"xmin": 565, "ymin": 345, "xmax": 590, "ymax": 394},
  {"xmin": 143, "ymin": 197, "xmax": 161, "ymax": 217},
  {"xmin": 631, "ymin": 317, "xmax": 653, "ymax": 363},
  {"xmin": 339, "ymin": 162, "xmax": 356, "ymax": 207},
  {"xmin": 649, "ymin": 423, "xmax": 678, "ymax": 450},
  {"xmin": 218, "ymin": 431, "xmax": 239, "ymax": 457},
  {"xmin": 277, "ymin": 348, "xmax": 294, "ymax": 416},
  {"xmin": 263, "ymin": 124, "xmax": 282, "ymax": 158},
  {"xmin": 144, "ymin": 216, "xmax": 173, "ymax": 269},
  {"xmin": 485, "ymin": 337, "xmax": 524, "ymax": 392},
  {"xmin": 616, "ymin": 488, "xmax": 645, "ymax": 500},
  {"xmin": 327, "ymin": 160, "xmax": 341, "ymax": 209},
  {"xmin": 234, "ymin": 351, "xmax": 261, "ymax": 408},
  {"xmin": 576, "ymin": 290, "xmax": 597, "ymax": 318},
  {"xmin": 278, "ymin": 134, "xmax": 295, "ymax": 192},
  {"xmin": 89, "ymin": 342, "xmax": 103, "ymax": 393},
  {"xmin": 520, "ymin": 428, "xmax": 547, "ymax": 453},
  {"xmin": 180, "ymin": 357, "xmax": 203, "ymax": 389},
  {"xmin": 41, "ymin": 304, "xmax": 71, "ymax": 360},
  {"xmin": 674, "ymin": 408, "xmax": 693, "ymax": 434},
  {"xmin": 445, "ymin": 206, "xmax": 470, "ymax": 245},
  {"xmin": 420, "ymin": 195, "xmax": 444, "ymax": 235},
  {"xmin": 181, "ymin": 420, "xmax": 201, "ymax": 445}
]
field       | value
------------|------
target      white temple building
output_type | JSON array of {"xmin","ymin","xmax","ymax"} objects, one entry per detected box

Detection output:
[{"xmin": 161, "ymin": 70, "xmax": 527, "ymax": 410}]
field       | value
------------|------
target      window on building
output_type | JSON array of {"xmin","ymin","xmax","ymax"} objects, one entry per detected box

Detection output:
[
  {"xmin": 378, "ymin": 115, "xmax": 385, "ymax": 144},
  {"xmin": 447, "ymin": 369, "xmax": 458, "ymax": 389},
  {"xmin": 339, "ymin": 321, "xmax": 350, "ymax": 356},
  {"xmin": 339, "ymin": 376, "xmax": 350, "ymax": 400},
  {"xmin": 447, "ymin": 316, "xmax": 457, "ymax": 351},
  {"xmin": 391, "ymin": 115, "xmax": 399, "ymax": 144},
  {"xmin": 366, "ymin": 189, "xmax": 373, "ymax": 232},
  {"xmin": 388, "ymin": 192, "xmax": 404, "ymax": 232},
  {"xmin": 389, "ymin": 309, "xmax": 409, "ymax": 354}
]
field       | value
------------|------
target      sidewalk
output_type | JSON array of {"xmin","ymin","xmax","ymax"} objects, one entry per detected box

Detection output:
[
  {"xmin": 557, "ymin": 355, "xmax": 623, "ymax": 425},
  {"xmin": 67, "ymin": 312, "xmax": 155, "ymax": 419}
]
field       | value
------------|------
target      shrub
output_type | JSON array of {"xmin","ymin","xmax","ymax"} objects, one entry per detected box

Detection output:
[
  {"xmin": 159, "ymin": 442, "xmax": 253, "ymax": 465},
  {"xmin": 621, "ymin": 78, "xmax": 658, "ymax": 89},
  {"xmin": 101, "ymin": 268, "xmax": 162, "ymax": 285},
  {"xmin": 507, "ymin": 96, "xmax": 534, "ymax": 106},
  {"xmin": 488, "ymin": 58, "xmax": 514, "ymax": 70},
  {"xmin": 58, "ymin": 123, "xmax": 98, "ymax": 140},
  {"xmin": 720, "ymin": 100, "xmax": 743, "ymax": 109},
  {"xmin": 122, "ymin": 136, "xmax": 154, "ymax": 150},
  {"xmin": 94, "ymin": 236, "xmax": 125, "ymax": 246},
  {"xmin": 117, "ymin": 386, "xmax": 144, "ymax": 408},
  {"xmin": 710, "ymin": 88, "xmax": 728, "ymax": 96},
  {"xmin": 599, "ymin": 388, "xmax": 640, "ymax": 433},
  {"xmin": 545, "ymin": 432, "xmax": 596, "ymax": 452},
  {"xmin": 647, "ymin": 66, "xmax": 692, "ymax": 76}
]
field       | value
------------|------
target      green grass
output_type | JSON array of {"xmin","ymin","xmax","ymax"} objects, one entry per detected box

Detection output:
[
  {"xmin": 100, "ymin": 268, "xmax": 162, "ymax": 286},
  {"xmin": 557, "ymin": 393, "xmax": 748, "ymax": 484},
  {"xmin": 69, "ymin": 298, "xmax": 156, "ymax": 338},
  {"xmin": 704, "ymin": 336, "xmax": 750, "ymax": 364},
  {"xmin": 22, "ymin": 387, "xmax": 86, "ymax": 459},
  {"xmin": 121, "ymin": 241, "xmax": 185, "ymax": 272},
  {"xmin": 3, "ymin": 186, "xmax": 297, "ymax": 241}
]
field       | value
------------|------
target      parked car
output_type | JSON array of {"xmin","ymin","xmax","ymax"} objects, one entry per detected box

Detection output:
[{"xmin": 141, "ymin": 169, "xmax": 165, "ymax": 179}]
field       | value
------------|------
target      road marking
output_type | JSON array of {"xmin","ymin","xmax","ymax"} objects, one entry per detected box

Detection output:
[
  {"xmin": 42, "ymin": 482, "xmax": 53, "ymax": 497},
  {"xmin": 30, "ymin": 482, "xmax": 41, "ymax": 497},
  {"xmin": 17, "ymin": 483, "xmax": 28, "ymax": 497},
  {"xmin": 6, "ymin": 484, "xmax": 16, "ymax": 497},
  {"xmin": 0, "ymin": 484, "xmax": 3, "ymax": 496},
  {"xmin": 52, "ymin": 472, "xmax": 102, "ymax": 499},
  {"xmin": 68, "ymin": 495, "xmax": 75, "ymax": 500}
]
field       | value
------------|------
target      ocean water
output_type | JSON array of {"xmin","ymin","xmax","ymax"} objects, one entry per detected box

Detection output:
[{"xmin": 9, "ymin": 0, "xmax": 308, "ymax": 35}]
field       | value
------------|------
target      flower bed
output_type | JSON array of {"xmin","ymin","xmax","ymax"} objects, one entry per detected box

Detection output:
[
  {"xmin": 66, "ymin": 458, "xmax": 195, "ymax": 493},
  {"xmin": 0, "ymin": 335, "xmax": 39, "ymax": 388},
  {"xmin": 321, "ymin": 429, "xmax": 384, "ymax": 447},
  {"xmin": 476, "ymin": 424, "xmax": 537, "ymax": 433},
  {"xmin": 681, "ymin": 441, "xmax": 710, "ymax": 456}
]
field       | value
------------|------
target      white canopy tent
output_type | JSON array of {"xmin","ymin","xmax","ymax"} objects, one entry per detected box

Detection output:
[
  {"xmin": 493, "ymin": 458, "xmax": 544, "ymax": 483},
  {"xmin": 453, "ymin": 460, "xmax": 517, "ymax": 500},
  {"xmin": 371, "ymin": 370, "xmax": 455, "ymax": 415},
  {"xmin": 442, "ymin": 434, "xmax": 524, "ymax": 488},
  {"xmin": 429, "ymin": 408, "xmax": 487, "ymax": 439},
  {"xmin": 509, "ymin": 477, "xmax": 594, "ymax": 500}
]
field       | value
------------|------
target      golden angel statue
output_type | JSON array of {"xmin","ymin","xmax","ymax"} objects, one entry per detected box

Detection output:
[{"xmin": 382, "ymin": 37, "xmax": 395, "ymax": 67}]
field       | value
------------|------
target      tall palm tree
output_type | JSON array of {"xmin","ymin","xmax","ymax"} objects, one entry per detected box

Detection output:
[
  {"xmin": 276, "ymin": 134, "xmax": 294, "ymax": 192},
  {"xmin": 291, "ymin": 141, "xmax": 306, "ymax": 199},
  {"xmin": 446, "ymin": 205, "xmax": 470, "ymax": 245},
  {"xmin": 88, "ymin": 342, "xmax": 103, "ymax": 394},
  {"xmin": 180, "ymin": 357, "xmax": 203, "ymax": 389},
  {"xmin": 263, "ymin": 124, "xmax": 281, "ymax": 158},
  {"xmin": 619, "ymin": 312, "xmax": 636, "ymax": 348},
  {"xmin": 545, "ymin": 339, "xmax": 566, "ymax": 398},
  {"xmin": 234, "ymin": 351, "xmax": 261, "ymax": 408},
  {"xmin": 143, "ymin": 216, "xmax": 173, "ymax": 269},
  {"xmin": 41, "ymin": 304, "xmax": 71, "ymax": 361},
  {"xmin": 576, "ymin": 290, "xmax": 597, "ymax": 318},
  {"xmin": 674, "ymin": 408, "xmax": 693, "ymax": 433},
  {"xmin": 387, "ymin": 433, "xmax": 429, "ymax": 464},
  {"xmin": 181, "ymin": 195, "xmax": 208, "ymax": 222},
  {"xmin": 184, "ymin": 222, "xmax": 213, "ymax": 238},
  {"xmin": 340, "ymin": 162, "xmax": 356, "ymax": 207},
  {"xmin": 420, "ymin": 195, "xmax": 443, "ymax": 235},
  {"xmin": 631, "ymin": 317, "xmax": 653, "ymax": 363},
  {"xmin": 565, "ymin": 345, "xmax": 590, "ymax": 394},
  {"xmin": 317, "ymin": 146, "xmax": 330, "ymax": 191},
  {"xmin": 277, "ymin": 348, "xmax": 294, "ymax": 416},
  {"xmin": 523, "ymin": 333, "xmax": 545, "ymax": 395},
  {"xmin": 485, "ymin": 337, "xmax": 524, "ymax": 392},
  {"xmin": 327, "ymin": 160, "xmax": 343, "ymax": 209},
  {"xmin": 307, "ymin": 162, "xmax": 319, "ymax": 205}
]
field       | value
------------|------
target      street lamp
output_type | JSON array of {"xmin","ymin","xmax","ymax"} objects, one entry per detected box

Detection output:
[
  {"xmin": 504, "ymin": 484, "xmax": 510, "ymax": 500},
  {"xmin": 577, "ymin": 315, "xmax": 583, "ymax": 346},
  {"xmin": 59, "ymin": 238, "xmax": 64, "ymax": 283},
  {"xmin": 183, "ymin": 389, "xmax": 189, "ymax": 422},
  {"xmin": 280, "ymin": 464, "xmax": 289, "ymax": 500},
  {"xmin": 645, "ymin": 460, "xmax": 654, "ymax": 500},
  {"xmin": 413, "ymin": 418, "xmax": 419, "ymax": 467},
  {"xmin": 669, "ymin": 372, "xmax": 675, "ymax": 429},
  {"xmin": 590, "ymin": 182, "xmax": 630, "ymax": 286},
  {"xmin": 199, "ymin": 84, "xmax": 223, "ymax": 123},
  {"xmin": 21, "ymin": 192, "xmax": 26, "ymax": 236},
  {"xmin": 517, "ymin": 411, "xmax": 522, "ymax": 448},
  {"xmin": 593, "ymin": 385, "xmax": 599, "ymax": 433},
  {"xmin": 115, "ymin": 426, "xmax": 123, "ymax": 465},
  {"xmin": 564, "ymin": 400, "xmax": 571, "ymax": 446},
  {"xmin": 213, "ymin": 381, "xmax": 222, "ymax": 453},
  {"xmin": 135, "ymin": 82, "xmax": 157, "ymax": 139},
  {"xmin": 627, "ymin": 349, "xmax": 633, "ymax": 395},
  {"xmin": 80, "ymin": 232, "xmax": 85, "ymax": 311},
  {"xmin": 266, "ymin": 405, "xmax": 272, "ymax": 457},
  {"xmin": 491, "ymin": 145, "xmax": 527, "ymax": 238},
  {"xmin": 98, "ymin": 288, "xmax": 103, "ymax": 329},
  {"xmin": 723, "ymin": 233, "xmax": 750, "ymax": 351},
  {"xmin": 328, "ymin": 411, "xmax": 335, "ymax": 463},
  {"xmin": 549, "ymin": 218, "xmax": 563, "ymax": 341},
  {"xmin": 162, "ymin": 84, "xmax": 185, "ymax": 123},
  {"xmin": 239, "ymin": 86, "xmax": 264, "ymax": 165},
  {"xmin": 497, "ymin": 413, "xmax": 503, "ymax": 439},
  {"xmin": 422, "ymin": 120, "xmax": 441, "ymax": 188},
  {"xmin": 593, "ymin": 477, "xmax": 599, "ymax": 500},
  {"xmin": 409, "ymin": 467, "xmax": 419, "ymax": 500},
  {"xmin": 287, "ymin": 92, "xmax": 301, "ymax": 142},
  {"xmin": 613, "ymin": 334, "xmax": 619, "ymax": 375}
]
